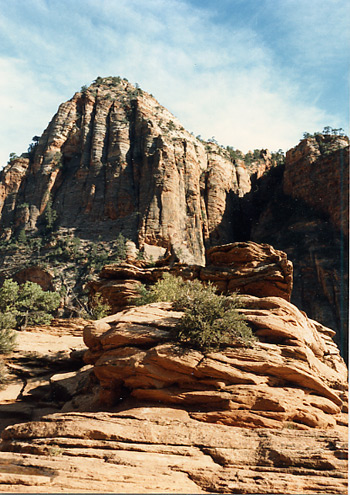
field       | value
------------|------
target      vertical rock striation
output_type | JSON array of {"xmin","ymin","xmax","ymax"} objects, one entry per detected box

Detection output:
[{"xmin": 0, "ymin": 78, "xmax": 250, "ymax": 265}]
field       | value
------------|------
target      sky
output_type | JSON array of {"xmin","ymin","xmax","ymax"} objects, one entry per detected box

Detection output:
[{"xmin": 0, "ymin": 0, "xmax": 349, "ymax": 167}]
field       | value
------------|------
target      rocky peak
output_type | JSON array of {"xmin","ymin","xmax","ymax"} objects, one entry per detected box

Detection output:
[
  {"xmin": 286, "ymin": 134, "xmax": 349, "ymax": 166},
  {"xmin": 0, "ymin": 77, "xmax": 255, "ymax": 265}
]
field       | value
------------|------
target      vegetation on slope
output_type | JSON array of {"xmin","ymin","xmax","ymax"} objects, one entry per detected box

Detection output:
[{"xmin": 136, "ymin": 273, "xmax": 255, "ymax": 352}]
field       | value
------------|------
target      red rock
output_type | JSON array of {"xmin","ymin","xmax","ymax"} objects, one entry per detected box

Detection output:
[{"xmin": 82, "ymin": 297, "xmax": 347, "ymax": 430}]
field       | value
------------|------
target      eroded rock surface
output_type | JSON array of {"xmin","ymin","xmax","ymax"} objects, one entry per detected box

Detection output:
[
  {"xmin": 89, "ymin": 241, "xmax": 293, "ymax": 313},
  {"xmin": 0, "ymin": 318, "xmax": 94, "ymax": 432},
  {"xmin": 0, "ymin": 406, "xmax": 347, "ymax": 494},
  {"xmin": 83, "ymin": 299, "xmax": 347, "ymax": 431}
]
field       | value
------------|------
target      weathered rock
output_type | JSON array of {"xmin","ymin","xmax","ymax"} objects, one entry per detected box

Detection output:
[
  {"xmin": 284, "ymin": 136, "xmax": 349, "ymax": 235},
  {"xmin": 0, "ymin": 158, "xmax": 30, "ymax": 240},
  {"xmin": 12, "ymin": 266, "xmax": 54, "ymax": 291},
  {"xmin": 249, "ymin": 139, "xmax": 349, "ymax": 359},
  {"xmin": 0, "ymin": 318, "xmax": 91, "ymax": 432},
  {"xmin": 0, "ymin": 407, "xmax": 347, "ymax": 493},
  {"xmin": 89, "ymin": 241, "xmax": 293, "ymax": 313},
  {"xmin": 204, "ymin": 241, "xmax": 293, "ymax": 299},
  {"xmin": 0, "ymin": 79, "xmax": 249, "ymax": 265},
  {"xmin": 82, "ymin": 299, "xmax": 347, "ymax": 430}
]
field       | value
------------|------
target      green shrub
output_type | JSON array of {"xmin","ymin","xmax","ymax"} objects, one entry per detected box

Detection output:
[
  {"xmin": 0, "ymin": 328, "xmax": 16, "ymax": 354},
  {"xmin": 43, "ymin": 196, "xmax": 58, "ymax": 233},
  {"xmin": 0, "ymin": 279, "xmax": 61, "ymax": 330},
  {"xmin": 135, "ymin": 273, "xmax": 188, "ymax": 306},
  {"xmin": 89, "ymin": 294, "xmax": 111, "ymax": 320},
  {"xmin": 135, "ymin": 274, "xmax": 255, "ymax": 352}
]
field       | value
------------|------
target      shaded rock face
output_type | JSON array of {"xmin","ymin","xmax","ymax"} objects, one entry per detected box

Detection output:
[
  {"xmin": 89, "ymin": 241, "xmax": 293, "ymax": 313},
  {"xmin": 12, "ymin": 266, "xmax": 54, "ymax": 291},
  {"xmin": 245, "ymin": 139, "xmax": 349, "ymax": 360},
  {"xmin": 83, "ymin": 299, "xmax": 347, "ymax": 431},
  {"xmin": 284, "ymin": 136, "xmax": 349, "ymax": 236},
  {"xmin": 0, "ymin": 79, "xmax": 251, "ymax": 265},
  {"xmin": 0, "ymin": 408, "xmax": 347, "ymax": 494},
  {"xmin": 0, "ymin": 158, "xmax": 30, "ymax": 241}
]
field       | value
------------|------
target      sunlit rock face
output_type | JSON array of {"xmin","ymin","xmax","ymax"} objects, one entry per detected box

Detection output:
[
  {"xmin": 0, "ymin": 78, "xmax": 255, "ymax": 265},
  {"xmin": 82, "ymin": 297, "xmax": 347, "ymax": 431}
]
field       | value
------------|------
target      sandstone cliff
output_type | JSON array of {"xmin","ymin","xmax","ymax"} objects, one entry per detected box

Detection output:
[
  {"xmin": 247, "ymin": 137, "xmax": 349, "ymax": 359},
  {"xmin": 0, "ymin": 77, "xmax": 254, "ymax": 265}
]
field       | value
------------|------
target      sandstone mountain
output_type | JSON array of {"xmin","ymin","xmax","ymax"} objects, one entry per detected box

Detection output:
[
  {"xmin": 0, "ymin": 77, "xmax": 347, "ymax": 361},
  {"xmin": 0, "ymin": 76, "xmax": 266, "ymax": 265}
]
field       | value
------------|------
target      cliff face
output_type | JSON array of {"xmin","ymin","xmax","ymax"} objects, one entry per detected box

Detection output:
[
  {"xmin": 0, "ymin": 78, "xmax": 255, "ymax": 265},
  {"xmin": 284, "ymin": 136, "xmax": 349, "ymax": 235},
  {"xmin": 248, "ymin": 137, "xmax": 349, "ymax": 359}
]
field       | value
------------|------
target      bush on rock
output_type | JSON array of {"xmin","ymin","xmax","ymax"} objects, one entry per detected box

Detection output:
[{"xmin": 136, "ymin": 273, "xmax": 255, "ymax": 352}]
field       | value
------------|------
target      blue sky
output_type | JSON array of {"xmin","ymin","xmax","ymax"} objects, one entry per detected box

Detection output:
[{"xmin": 0, "ymin": 0, "xmax": 348, "ymax": 167}]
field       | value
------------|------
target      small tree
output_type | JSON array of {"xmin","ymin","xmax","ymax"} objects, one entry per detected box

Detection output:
[
  {"xmin": 44, "ymin": 196, "xmax": 58, "ymax": 233},
  {"xmin": 113, "ymin": 233, "xmax": 127, "ymax": 261},
  {"xmin": 0, "ymin": 279, "xmax": 61, "ymax": 330},
  {"xmin": 7, "ymin": 153, "xmax": 19, "ymax": 164},
  {"xmin": 17, "ymin": 229, "xmax": 27, "ymax": 244}
]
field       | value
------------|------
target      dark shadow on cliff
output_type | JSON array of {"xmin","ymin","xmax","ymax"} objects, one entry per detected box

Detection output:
[{"xmin": 210, "ymin": 164, "xmax": 348, "ymax": 363}]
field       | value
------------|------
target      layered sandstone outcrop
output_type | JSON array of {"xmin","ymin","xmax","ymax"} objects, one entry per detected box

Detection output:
[
  {"xmin": 83, "ymin": 297, "xmax": 347, "ymax": 431},
  {"xmin": 89, "ymin": 241, "xmax": 293, "ymax": 313},
  {"xmin": 0, "ymin": 244, "xmax": 347, "ymax": 493},
  {"xmin": 0, "ymin": 407, "xmax": 347, "ymax": 494}
]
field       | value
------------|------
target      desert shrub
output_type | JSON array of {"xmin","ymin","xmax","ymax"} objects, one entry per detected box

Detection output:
[
  {"xmin": 135, "ymin": 272, "xmax": 188, "ymax": 306},
  {"xmin": 0, "ymin": 327, "xmax": 17, "ymax": 354},
  {"xmin": 135, "ymin": 274, "xmax": 255, "ymax": 352},
  {"xmin": 0, "ymin": 279, "xmax": 61, "ymax": 330},
  {"xmin": 89, "ymin": 294, "xmax": 111, "ymax": 320}
]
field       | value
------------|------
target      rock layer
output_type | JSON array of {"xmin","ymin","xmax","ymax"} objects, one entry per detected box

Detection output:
[
  {"xmin": 89, "ymin": 241, "xmax": 293, "ymax": 313},
  {"xmin": 0, "ymin": 406, "xmax": 347, "ymax": 494},
  {"xmin": 82, "ymin": 298, "xmax": 347, "ymax": 430}
]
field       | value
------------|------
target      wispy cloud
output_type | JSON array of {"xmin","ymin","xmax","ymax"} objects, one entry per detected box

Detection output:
[{"xmin": 0, "ymin": 0, "xmax": 347, "ymax": 167}]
